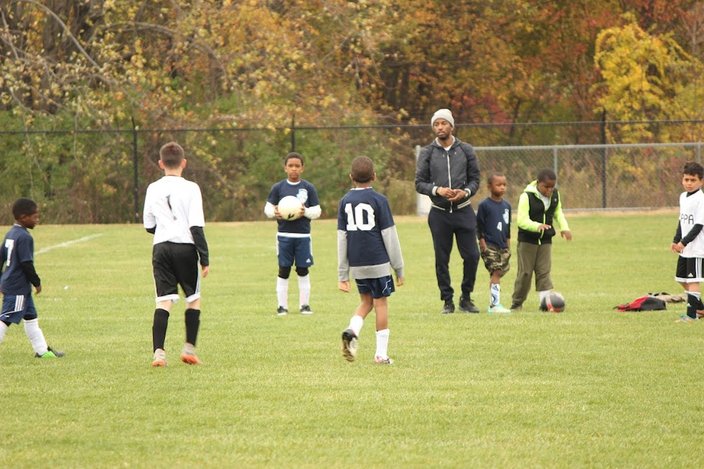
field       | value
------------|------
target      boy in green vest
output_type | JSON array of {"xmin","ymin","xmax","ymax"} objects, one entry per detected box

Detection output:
[{"xmin": 510, "ymin": 169, "xmax": 572, "ymax": 311}]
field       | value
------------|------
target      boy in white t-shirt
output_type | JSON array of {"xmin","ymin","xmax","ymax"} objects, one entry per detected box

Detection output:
[{"xmin": 671, "ymin": 161, "xmax": 704, "ymax": 322}]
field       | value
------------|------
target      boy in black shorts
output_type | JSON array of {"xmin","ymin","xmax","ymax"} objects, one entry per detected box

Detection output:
[{"xmin": 143, "ymin": 142, "xmax": 210, "ymax": 366}]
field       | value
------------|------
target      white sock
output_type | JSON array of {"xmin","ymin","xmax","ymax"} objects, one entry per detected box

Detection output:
[
  {"xmin": 490, "ymin": 283, "xmax": 501, "ymax": 307},
  {"xmin": 348, "ymin": 315, "xmax": 364, "ymax": 337},
  {"xmin": 538, "ymin": 290, "xmax": 550, "ymax": 302},
  {"xmin": 276, "ymin": 277, "xmax": 289, "ymax": 309},
  {"xmin": 375, "ymin": 329, "xmax": 390, "ymax": 359},
  {"xmin": 0, "ymin": 322, "xmax": 8, "ymax": 344},
  {"xmin": 298, "ymin": 274, "xmax": 311, "ymax": 307},
  {"xmin": 23, "ymin": 318, "xmax": 48, "ymax": 355}
]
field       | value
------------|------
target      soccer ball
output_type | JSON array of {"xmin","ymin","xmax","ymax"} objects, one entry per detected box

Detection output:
[
  {"xmin": 277, "ymin": 195, "xmax": 303, "ymax": 221},
  {"xmin": 540, "ymin": 291, "xmax": 565, "ymax": 313}
]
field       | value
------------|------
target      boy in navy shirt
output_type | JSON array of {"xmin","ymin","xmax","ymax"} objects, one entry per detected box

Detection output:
[
  {"xmin": 0, "ymin": 198, "xmax": 63, "ymax": 358},
  {"xmin": 265, "ymin": 152, "xmax": 322, "ymax": 316},
  {"xmin": 338, "ymin": 156, "xmax": 404, "ymax": 364},
  {"xmin": 476, "ymin": 173, "xmax": 512, "ymax": 313}
]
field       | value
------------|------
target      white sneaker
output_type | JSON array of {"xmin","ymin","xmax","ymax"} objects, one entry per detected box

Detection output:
[
  {"xmin": 488, "ymin": 304, "xmax": 511, "ymax": 314},
  {"xmin": 151, "ymin": 348, "xmax": 166, "ymax": 367},
  {"xmin": 374, "ymin": 356, "xmax": 394, "ymax": 365}
]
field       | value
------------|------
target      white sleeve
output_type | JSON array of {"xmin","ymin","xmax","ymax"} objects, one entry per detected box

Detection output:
[
  {"xmin": 305, "ymin": 204, "xmax": 322, "ymax": 220},
  {"xmin": 264, "ymin": 201, "xmax": 276, "ymax": 218}
]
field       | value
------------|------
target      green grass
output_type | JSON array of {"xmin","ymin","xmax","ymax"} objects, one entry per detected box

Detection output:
[{"xmin": 3, "ymin": 211, "xmax": 704, "ymax": 468}]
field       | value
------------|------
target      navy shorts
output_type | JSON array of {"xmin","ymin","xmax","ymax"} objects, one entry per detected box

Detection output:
[
  {"xmin": 355, "ymin": 275, "xmax": 395, "ymax": 299},
  {"xmin": 277, "ymin": 235, "xmax": 314, "ymax": 268},
  {"xmin": 0, "ymin": 294, "xmax": 38, "ymax": 324}
]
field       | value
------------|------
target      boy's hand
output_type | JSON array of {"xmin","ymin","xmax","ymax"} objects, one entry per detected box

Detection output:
[
  {"xmin": 479, "ymin": 239, "xmax": 487, "ymax": 252},
  {"xmin": 396, "ymin": 276, "xmax": 404, "ymax": 287},
  {"xmin": 672, "ymin": 242, "xmax": 684, "ymax": 253},
  {"xmin": 35, "ymin": 285, "xmax": 42, "ymax": 294},
  {"xmin": 538, "ymin": 223, "xmax": 551, "ymax": 232},
  {"xmin": 201, "ymin": 265, "xmax": 210, "ymax": 278},
  {"xmin": 561, "ymin": 230, "xmax": 573, "ymax": 241},
  {"xmin": 273, "ymin": 206, "xmax": 282, "ymax": 219},
  {"xmin": 338, "ymin": 281, "xmax": 350, "ymax": 292}
]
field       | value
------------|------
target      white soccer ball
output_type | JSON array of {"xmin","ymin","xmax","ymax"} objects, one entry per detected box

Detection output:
[{"xmin": 277, "ymin": 195, "xmax": 303, "ymax": 221}]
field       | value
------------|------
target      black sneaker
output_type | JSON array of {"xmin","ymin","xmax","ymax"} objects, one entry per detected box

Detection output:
[
  {"xmin": 35, "ymin": 346, "xmax": 64, "ymax": 358},
  {"xmin": 299, "ymin": 305, "xmax": 313, "ymax": 315},
  {"xmin": 441, "ymin": 300, "xmax": 455, "ymax": 314},
  {"xmin": 341, "ymin": 329, "xmax": 358, "ymax": 362},
  {"xmin": 459, "ymin": 296, "xmax": 480, "ymax": 313},
  {"xmin": 276, "ymin": 306, "xmax": 288, "ymax": 316},
  {"xmin": 510, "ymin": 303, "xmax": 523, "ymax": 311}
]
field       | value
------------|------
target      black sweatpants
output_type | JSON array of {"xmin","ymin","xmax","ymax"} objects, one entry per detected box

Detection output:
[{"xmin": 428, "ymin": 205, "xmax": 480, "ymax": 302}]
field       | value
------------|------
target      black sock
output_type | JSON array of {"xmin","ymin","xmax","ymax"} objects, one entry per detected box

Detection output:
[
  {"xmin": 152, "ymin": 308, "xmax": 170, "ymax": 351},
  {"xmin": 686, "ymin": 293, "xmax": 699, "ymax": 319},
  {"xmin": 185, "ymin": 308, "xmax": 201, "ymax": 346}
]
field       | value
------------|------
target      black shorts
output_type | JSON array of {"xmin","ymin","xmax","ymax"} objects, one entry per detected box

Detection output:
[
  {"xmin": 675, "ymin": 256, "xmax": 704, "ymax": 283},
  {"xmin": 152, "ymin": 242, "xmax": 201, "ymax": 303}
]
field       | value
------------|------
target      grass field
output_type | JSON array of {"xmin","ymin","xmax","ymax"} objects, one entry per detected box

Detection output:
[{"xmin": 2, "ymin": 210, "xmax": 704, "ymax": 468}]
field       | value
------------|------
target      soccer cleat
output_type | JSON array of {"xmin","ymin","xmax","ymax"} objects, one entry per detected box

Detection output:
[
  {"xmin": 341, "ymin": 329, "xmax": 358, "ymax": 362},
  {"xmin": 180, "ymin": 351, "xmax": 202, "ymax": 365},
  {"xmin": 35, "ymin": 346, "xmax": 64, "ymax": 358},
  {"xmin": 441, "ymin": 300, "xmax": 455, "ymax": 314},
  {"xmin": 676, "ymin": 314, "xmax": 698, "ymax": 323},
  {"xmin": 276, "ymin": 306, "xmax": 288, "ymax": 316},
  {"xmin": 459, "ymin": 296, "xmax": 480, "ymax": 313},
  {"xmin": 151, "ymin": 348, "xmax": 167, "ymax": 367},
  {"xmin": 488, "ymin": 304, "xmax": 511, "ymax": 314},
  {"xmin": 299, "ymin": 305, "xmax": 313, "ymax": 315},
  {"xmin": 374, "ymin": 356, "xmax": 394, "ymax": 365}
]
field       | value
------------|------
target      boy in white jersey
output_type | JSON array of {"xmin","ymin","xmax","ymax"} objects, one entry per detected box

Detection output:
[
  {"xmin": 143, "ymin": 142, "xmax": 210, "ymax": 366},
  {"xmin": 671, "ymin": 161, "xmax": 704, "ymax": 322}
]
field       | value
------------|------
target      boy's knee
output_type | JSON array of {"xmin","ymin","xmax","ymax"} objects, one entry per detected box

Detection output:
[
  {"xmin": 295, "ymin": 267, "xmax": 309, "ymax": 277},
  {"xmin": 278, "ymin": 266, "xmax": 292, "ymax": 279}
]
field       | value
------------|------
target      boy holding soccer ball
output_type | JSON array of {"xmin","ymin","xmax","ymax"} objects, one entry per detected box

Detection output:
[
  {"xmin": 671, "ymin": 161, "xmax": 704, "ymax": 322},
  {"xmin": 264, "ymin": 152, "xmax": 321, "ymax": 316},
  {"xmin": 338, "ymin": 156, "xmax": 404, "ymax": 364}
]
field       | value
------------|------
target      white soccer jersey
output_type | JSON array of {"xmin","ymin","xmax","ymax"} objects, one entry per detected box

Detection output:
[
  {"xmin": 679, "ymin": 189, "xmax": 704, "ymax": 258},
  {"xmin": 143, "ymin": 176, "xmax": 205, "ymax": 245}
]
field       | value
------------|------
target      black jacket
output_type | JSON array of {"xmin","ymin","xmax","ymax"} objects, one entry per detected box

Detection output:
[{"xmin": 415, "ymin": 137, "xmax": 480, "ymax": 212}]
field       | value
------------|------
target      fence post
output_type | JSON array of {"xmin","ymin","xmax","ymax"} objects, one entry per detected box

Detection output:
[
  {"xmin": 131, "ymin": 117, "xmax": 139, "ymax": 223},
  {"xmin": 290, "ymin": 114, "xmax": 296, "ymax": 153},
  {"xmin": 600, "ymin": 110, "xmax": 607, "ymax": 208},
  {"xmin": 553, "ymin": 146, "xmax": 558, "ymax": 175}
]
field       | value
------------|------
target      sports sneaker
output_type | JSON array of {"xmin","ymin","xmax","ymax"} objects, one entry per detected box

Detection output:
[
  {"xmin": 676, "ymin": 314, "xmax": 698, "ymax": 323},
  {"xmin": 300, "ymin": 305, "xmax": 313, "ymax": 315},
  {"xmin": 276, "ymin": 306, "xmax": 288, "ymax": 316},
  {"xmin": 341, "ymin": 329, "xmax": 358, "ymax": 362},
  {"xmin": 180, "ymin": 351, "xmax": 202, "ymax": 365},
  {"xmin": 510, "ymin": 303, "xmax": 523, "ymax": 311},
  {"xmin": 441, "ymin": 300, "xmax": 455, "ymax": 314},
  {"xmin": 374, "ymin": 356, "xmax": 394, "ymax": 365},
  {"xmin": 151, "ymin": 348, "xmax": 166, "ymax": 367},
  {"xmin": 35, "ymin": 346, "xmax": 64, "ymax": 358},
  {"xmin": 459, "ymin": 296, "xmax": 480, "ymax": 313},
  {"xmin": 488, "ymin": 304, "xmax": 511, "ymax": 314}
]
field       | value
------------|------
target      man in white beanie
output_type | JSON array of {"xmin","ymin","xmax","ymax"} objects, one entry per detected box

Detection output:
[{"xmin": 415, "ymin": 109, "xmax": 481, "ymax": 314}]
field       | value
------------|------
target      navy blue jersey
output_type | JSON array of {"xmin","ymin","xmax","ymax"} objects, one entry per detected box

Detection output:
[
  {"xmin": 0, "ymin": 224, "xmax": 36, "ymax": 295},
  {"xmin": 267, "ymin": 179, "xmax": 320, "ymax": 234},
  {"xmin": 477, "ymin": 197, "xmax": 511, "ymax": 249},
  {"xmin": 338, "ymin": 188, "xmax": 394, "ymax": 267}
]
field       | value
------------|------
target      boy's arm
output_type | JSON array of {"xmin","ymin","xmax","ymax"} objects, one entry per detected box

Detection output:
[
  {"xmin": 680, "ymin": 224, "xmax": 703, "ymax": 246},
  {"xmin": 189, "ymin": 226, "xmax": 209, "ymax": 267},
  {"xmin": 553, "ymin": 195, "xmax": 570, "ymax": 232},
  {"xmin": 20, "ymin": 261, "xmax": 41, "ymax": 290},
  {"xmin": 304, "ymin": 204, "xmax": 321, "ymax": 220},
  {"xmin": 673, "ymin": 221, "xmax": 682, "ymax": 243},
  {"xmin": 264, "ymin": 201, "xmax": 276, "ymax": 218},
  {"xmin": 381, "ymin": 226, "xmax": 404, "ymax": 280},
  {"xmin": 516, "ymin": 193, "xmax": 541, "ymax": 231},
  {"xmin": 337, "ymin": 230, "xmax": 350, "ymax": 291}
]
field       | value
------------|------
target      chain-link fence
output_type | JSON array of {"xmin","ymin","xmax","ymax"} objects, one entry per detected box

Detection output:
[{"xmin": 0, "ymin": 125, "xmax": 701, "ymax": 224}]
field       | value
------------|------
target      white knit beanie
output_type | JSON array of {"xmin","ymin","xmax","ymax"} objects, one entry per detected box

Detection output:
[{"xmin": 431, "ymin": 108, "xmax": 454, "ymax": 128}]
